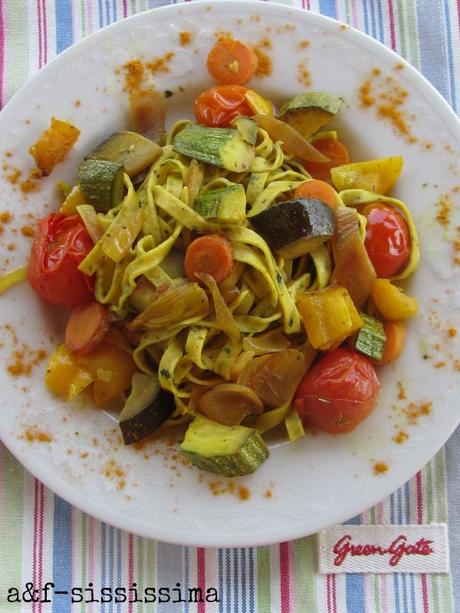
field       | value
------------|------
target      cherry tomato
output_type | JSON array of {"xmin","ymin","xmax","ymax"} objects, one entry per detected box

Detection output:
[
  {"xmin": 194, "ymin": 85, "xmax": 253, "ymax": 127},
  {"xmin": 363, "ymin": 203, "xmax": 411, "ymax": 278},
  {"xmin": 28, "ymin": 213, "xmax": 94, "ymax": 307},
  {"xmin": 294, "ymin": 347, "xmax": 380, "ymax": 434}
]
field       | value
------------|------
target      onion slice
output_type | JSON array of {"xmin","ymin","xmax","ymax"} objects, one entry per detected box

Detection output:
[
  {"xmin": 252, "ymin": 113, "xmax": 329, "ymax": 163},
  {"xmin": 332, "ymin": 207, "xmax": 376, "ymax": 305},
  {"xmin": 198, "ymin": 383, "xmax": 263, "ymax": 426},
  {"xmin": 129, "ymin": 88, "xmax": 166, "ymax": 143}
]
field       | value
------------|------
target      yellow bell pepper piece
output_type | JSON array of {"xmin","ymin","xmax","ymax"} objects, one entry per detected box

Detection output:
[
  {"xmin": 245, "ymin": 90, "xmax": 274, "ymax": 115},
  {"xmin": 77, "ymin": 340, "xmax": 136, "ymax": 406},
  {"xmin": 330, "ymin": 156, "xmax": 403, "ymax": 195},
  {"xmin": 45, "ymin": 344, "xmax": 93, "ymax": 400},
  {"xmin": 371, "ymin": 278, "xmax": 418, "ymax": 320},
  {"xmin": 60, "ymin": 184, "xmax": 87, "ymax": 215},
  {"xmin": 29, "ymin": 117, "xmax": 80, "ymax": 177},
  {"xmin": 297, "ymin": 287, "xmax": 363, "ymax": 350}
]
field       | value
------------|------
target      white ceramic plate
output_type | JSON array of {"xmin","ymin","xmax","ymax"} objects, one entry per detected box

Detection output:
[{"xmin": 0, "ymin": 1, "xmax": 459, "ymax": 547}]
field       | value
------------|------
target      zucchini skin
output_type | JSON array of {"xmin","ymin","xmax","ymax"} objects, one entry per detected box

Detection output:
[
  {"xmin": 194, "ymin": 184, "xmax": 246, "ymax": 222},
  {"xmin": 120, "ymin": 388, "xmax": 176, "ymax": 445},
  {"xmin": 354, "ymin": 313, "xmax": 387, "ymax": 361},
  {"xmin": 278, "ymin": 92, "xmax": 344, "ymax": 117},
  {"xmin": 251, "ymin": 198, "xmax": 336, "ymax": 256},
  {"xmin": 78, "ymin": 159, "xmax": 125, "ymax": 213},
  {"xmin": 173, "ymin": 124, "xmax": 255, "ymax": 172},
  {"xmin": 181, "ymin": 430, "xmax": 269, "ymax": 477}
]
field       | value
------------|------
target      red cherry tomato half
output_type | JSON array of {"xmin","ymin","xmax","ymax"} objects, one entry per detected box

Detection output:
[
  {"xmin": 194, "ymin": 85, "xmax": 253, "ymax": 127},
  {"xmin": 28, "ymin": 213, "xmax": 94, "ymax": 307},
  {"xmin": 363, "ymin": 203, "xmax": 411, "ymax": 278},
  {"xmin": 294, "ymin": 347, "xmax": 380, "ymax": 434}
]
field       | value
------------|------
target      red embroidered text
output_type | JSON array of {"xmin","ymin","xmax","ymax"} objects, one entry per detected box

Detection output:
[{"xmin": 333, "ymin": 534, "xmax": 434, "ymax": 567}]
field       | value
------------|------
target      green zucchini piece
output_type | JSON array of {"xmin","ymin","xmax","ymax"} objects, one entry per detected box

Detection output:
[
  {"xmin": 278, "ymin": 93, "xmax": 343, "ymax": 138},
  {"xmin": 251, "ymin": 198, "xmax": 336, "ymax": 260},
  {"xmin": 353, "ymin": 313, "xmax": 387, "ymax": 361},
  {"xmin": 232, "ymin": 116, "xmax": 258, "ymax": 145},
  {"xmin": 85, "ymin": 130, "xmax": 162, "ymax": 177},
  {"xmin": 194, "ymin": 184, "xmax": 246, "ymax": 223},
  {"xmin": 180, "ymin": 415, "xmax": 269, "ymax": 477},
  {"xmin": 78, "ymin": 159, "xmax": 125, "ymax": 213},
  {"xmin": 173, "ymin": 124, "xmax": 255, "ymax": 172},
  {"xmin": 119, "ymin": 372, "xmax": 176, "ymax": 445}
]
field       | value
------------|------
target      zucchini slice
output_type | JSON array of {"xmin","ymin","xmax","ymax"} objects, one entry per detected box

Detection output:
[
  {"xmin": 278, "ymin": 92, "xmax": 343, "ymax": 138},
  {"xmin": 173, "ymin": 124, "xmax": 255, "ymax": 172},
  {"xmin": 194, "ymin": 184, "xmax": 246, "ymax": 223},
  {"xmin": 251, "ymin": 198, "xmax": 336, "ymax": 260},
  {"xmin": 78, "ymin": 159, "xmax": 125, "ymax": 213},
  {"xmin": 180, "ymin": 415, "xmax": 269, "ymax": 477},
  {"xmin": 85, "ymin": 130, "xmax": 162, "ymax": 177},
  {"xmin": 119, "ymin": 372, "xmax": 176, "ymax": 445},
  {"xmin": 232, "ymin": 116, "xmax": 258, "ymax": 145},
  {"xmin": 353, "ymin": 313, "xmax": 386, "ymax": 361}
]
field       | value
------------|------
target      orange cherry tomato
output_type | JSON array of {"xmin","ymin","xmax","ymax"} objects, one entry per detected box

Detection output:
[
  {"xmin": 363, "ymin": 204, "xmax": 411, "ymax": 278},
  {"xmin": 194, "ymin": 85, "xmax": 253, "ymax": 127}
]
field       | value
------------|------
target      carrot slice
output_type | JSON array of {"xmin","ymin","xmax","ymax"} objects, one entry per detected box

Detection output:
[
  {"xmin": 207, "ymin": 39, "xmax": 259, "ymax": 85},
  {"xmin": 65, "ymin": 301, "xmax": 110, "ymax": 354},
  {"xmin": 294, "ymin": 179, "xmax": 338, "ymax": 209},
  {"xmin": 303, "ymin": 139, "xmax": 350, "ymax": 183},
  {"xmin": 184, "ymin": 235, "xmax": 233, "ymax": 283},
  {"xmin": 374, "ymin": 321, "xmax": 406, "ymax": 365}
]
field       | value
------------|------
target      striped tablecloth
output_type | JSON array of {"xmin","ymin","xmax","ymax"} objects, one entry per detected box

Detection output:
[{"xmin": 0, "ymin": 1, "xmax": 459, "ymax": 611}]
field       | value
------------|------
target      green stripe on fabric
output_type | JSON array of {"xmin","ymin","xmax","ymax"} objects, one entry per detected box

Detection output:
[
  {"xmin": 406, "ymin": 0, "xmax": 421, "ymax": 68},
  {"xmin": 80, "ymin": 0, "xmax": 87, "ymax": 38},
  {"xmin": 145, "ymin": 539, "xmax": 156, "ymax": 613},
  {"xmin": 396, "ymin": 0, "xmax": 408, "ymax": 58},
  {"xmin": 0, "ymin": 449, "xmax": 24, "ymax": 612},
  {"xmin": 427, "ymin": 460, "xmax": 434, "ymax": 523},
  {"xmin": 257, "ymin": 547, "xmax": 271, "ymax": 612},
  {"xmin": 436, "ymin": 450, "xmax": 447, "ymax": 521},
  {"xmin": 6, "ymin": 0, "xmax": 29, "ymax": 99},
  {"xmin": 294, "ymin": 537, "xmax": 317, "ymax": 612},
  {"xmin": 80, "ymin": 514, "xmax": 87, "ymax": 613}
]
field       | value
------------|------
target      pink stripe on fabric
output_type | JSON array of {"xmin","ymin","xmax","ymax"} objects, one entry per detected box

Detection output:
[
  {"xmin": 331, "ymin": 574, "xmax": 337, "ymax": 613},
  {"xmin": 123, "ymin": 0, "xmax": 128, "ymax": 18},
  {"xmin": 38, "ymin": 483, "xmax": 45, "ymax": 613},
  {"xmin": 279, "ymin": 542, "xmax": 290, "ymax": 613},
  {"xmin": 36, "ymin": 0, "xmax": 42, "ymax": 69},
  {"xmin": 42, "ymin": 0, "xmax": 48, "ymax": 65},
  {"xmin": 128, "ymin": 534, "xmax": 134, "ymax": 613},
  {"xmin": 87, "ymin": 516, "xmax": 95, "ymax": 613},
  {"xmin": 32, "ymin": 480, "xmax": 39, "ymax": 613},
  {"xmin": 387, "ymin": 0, "xmax": 397, "ymax": 50},
  {"xmin": 197, "ymin": 548, "xmax": 206, "ymax": 613},
  {"xmin": 0, "ymin": 0, "xmax": 5, "ymax": 109},
  {"xmin": 351, "ymin": 0, "xmax": 358, "ymax": 28},
  {"xmin": 326, "ymin": 574, "xmax": 331, "ymax": 613},
  {"xmin": 416, "ymin": 471, "xmax": 430, "ymax": 613},
  {"xmin": 87, "ymin": 0, "xmax": 93, "ymax": 35}
]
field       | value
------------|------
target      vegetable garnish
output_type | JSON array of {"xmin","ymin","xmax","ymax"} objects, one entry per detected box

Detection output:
[
  {"xmin": 184, "ymin": 235, "xmax": 234, "ymax": 283},
  {"xmin": 16, "ymin": 38, "xmax": 421, "ymax": 478},
  {"xmin": 207, "ymin": 39, "xmax": 259, "ymax": 85}
]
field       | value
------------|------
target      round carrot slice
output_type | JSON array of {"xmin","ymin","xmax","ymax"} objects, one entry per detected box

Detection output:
[
  {"xmin": 207, "ymin": 39, "xmax": 259, "ymax": 85},
  {"xmin": 184, "ymin": 234, "xmax": 234, "ymax": 283},
  {"xmin": 65, "ymin": 301, "xmax": 110, "ymax": 354},
  {"xmin": 294, "ymin": 179, "xmax": 338, "ymax": 209}
]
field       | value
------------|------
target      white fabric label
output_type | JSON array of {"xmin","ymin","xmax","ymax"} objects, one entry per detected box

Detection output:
[{"xmin": 318, "ymin": 524, "xmax": 449, "ymax": 574}]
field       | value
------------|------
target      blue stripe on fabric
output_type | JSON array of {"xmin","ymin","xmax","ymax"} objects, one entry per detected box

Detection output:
[
  {"xmin": 101, "ymin": 524, "xmax": 106, "ymax": 613},
  {"xmin": 344, "ymin": 514, "xmax": 365, "ymax": 613},
  {"xmin": 319, "ymin": 0, "xmax": 336, "ymax": 19},
  {"xmin": 249, "ymin": 548, "xmax": 254, "ymax": 613},
  {"xmin": 109, "ymin": 526, "xmax": 114, "ymax": 613},
  {"xmin": 376, "ymin": 0, "xmax": 385, "ymax": 43},
  {"xmin": 416, "ymin": 0, "xmax": 449, "ymax": 101},
  {"xmin": 362, "ymin": 0, "xmax": 370, "ymax": 35},
  {"xmin": 442, "ymin": 0, "xmax": 457, "ymax": 110},
  {"xmin": 98, "ymin": 0, "xmax": 104, "ymax": 28},
  {"xmin": 52, "ymin": 497, "xmax": 72, "ymax": 613},
  {"xmin": 184, "ymin": 547, "xmax": 190, "ymax": 613},
  {"xmin": 225, "ymin": 549, "xmax": 231, "ymax": 613},
  {"xmin": 370, "ymin": 0, "xmax": 378, "ymax": 41},
  {"xmin": 240, "ymin": 549, "xmax": 246, "ymax": 613},
  {"xmin": 218, "ymin": 549, "xmax": 224, "ymax": 613},
  {"xmin": 106, "ymin": 0, "xmax": 110, "ymax": 24},
  {"xmin": 55, "ymin": 0, "xmax": 73, "ymax": 54},
  {"xmin": 112, "ymin": 0, "xmax": 117, "ymax": 23},
  {"xmin": 233, "ymin": 549, "xmax": 239, "ymax": 613}
]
